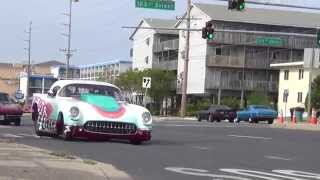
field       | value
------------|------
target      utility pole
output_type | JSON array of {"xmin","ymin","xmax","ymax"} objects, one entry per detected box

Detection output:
[
  {"xmin": 240, "ymin": 44, "xmax": 246, "ymax": 108},
  {"xmin": 307, "ymin": 48, "xmax": 315, "ymax": 120},
  {"xmin": 180, "ymin": 0, "xmax": 191, "ymax": 117},
  {"xmin": 60, "ymin": 0, "xmax": 78, "ymax": 79},
  {"xmin": 24, "ymin": 21, "xmax": 32, "ymax": 103}
]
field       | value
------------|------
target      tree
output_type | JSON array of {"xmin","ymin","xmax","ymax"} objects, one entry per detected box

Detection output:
[
  {"xmin": 305, "ymin": 75, "xmax": 320, "ymax": 110},
  {"xmin": 247, "ymin": 91, "xmax": 270, "ymax": 106},
  {"xmin": 221, "ymin": 96, "xmax": 240, "ymax": 110}
]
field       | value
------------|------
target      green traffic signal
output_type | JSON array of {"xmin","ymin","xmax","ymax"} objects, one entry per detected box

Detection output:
[
  {"xmin": 239, "ymin": 3, "xmax": 245, "ymax": 11},
  {"xmin": 208, "ymin": 33, "xmax": 215, "ymax": 40}
]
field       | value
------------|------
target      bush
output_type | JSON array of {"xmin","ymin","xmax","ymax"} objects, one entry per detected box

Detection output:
[
  {"xmin": 221, "ymin": 96, "xmax": 240, "ymax": 110},
  {"xmin": 247, "ymin": 91, "xmax": 270, "ymax": 106}
]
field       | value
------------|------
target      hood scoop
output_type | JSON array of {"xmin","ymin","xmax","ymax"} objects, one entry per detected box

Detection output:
[{"xmin": 80, "ymin": 94, "xmax": 120, "ymax": 112}]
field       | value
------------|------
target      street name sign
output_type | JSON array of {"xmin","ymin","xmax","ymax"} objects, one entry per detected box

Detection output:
[
  {"xmin": 256, "ymin": 37, "xmax": 283, "ymax": 46},
  {"xmin": 143, "ymin": 77, "xmax": 151, "ymax": 89},
  {"xmin": 135, "ymin": 0, "xmax": 175, "ymax": 10}
]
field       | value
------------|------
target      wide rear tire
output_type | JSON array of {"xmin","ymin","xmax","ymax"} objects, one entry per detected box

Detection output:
[{"xmin": 14, "ymin": 118, "xmax": 21, "ymax": 126}]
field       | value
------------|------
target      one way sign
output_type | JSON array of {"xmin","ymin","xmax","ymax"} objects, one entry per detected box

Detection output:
[{"xmin": 142, "ymin": 77, "xmax": 151, "ymax": 89}]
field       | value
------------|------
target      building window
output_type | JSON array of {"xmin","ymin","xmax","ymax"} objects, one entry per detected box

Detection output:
[
  {"xmin": 284, "ymin": 70, "xmax": 289, "ymax": 80},
  {"xmin": 297, "ymin": 92, "xmax": 303, "ymax": 103},
  {"xmin": 145, "ymin": 56, "xmax": 149, "ymax": 64},
  {"xmin": 283, "ymin": 90, "xmax": 289, "ymax": 103},
  {"xmin": 216, "ymin": 48, "xmax": 222, "ymax": 56},
  {"xmin": 130, "ymin": 48, "xmax": 133, "ymax": 57},
  {"xmin": 299, "ymin": 69, "xmax": 304, "ymax": 80},
  {"xmin": 145, "ymin": 38, "xmax": 150, "ymax": 46}
]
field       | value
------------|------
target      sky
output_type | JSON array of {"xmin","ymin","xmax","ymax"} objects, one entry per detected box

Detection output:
[{"xmin": 0, "ymin": 0, "xmax": 319, "ymax": 65}]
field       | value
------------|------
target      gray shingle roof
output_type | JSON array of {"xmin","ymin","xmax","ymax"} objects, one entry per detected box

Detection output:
[
  {"xmin": 130, "ymin": 18, "xmax": 178, "ymax": 40},
  {"xmin": 194, "ymin": 3, "xmax": 320, "ymax": 28},
  {"xmin": 144, "ymin": 18, "xmax": 177, "ymax": 28}
]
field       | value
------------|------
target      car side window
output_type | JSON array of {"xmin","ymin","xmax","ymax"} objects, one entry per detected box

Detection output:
[{"xmin": 51, "ymin": 86, "xmax": 61, "ymax": 96}]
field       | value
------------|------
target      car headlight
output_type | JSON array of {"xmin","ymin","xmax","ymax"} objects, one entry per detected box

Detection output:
[
  {"xmin": 70, "ymin": 106, "xmax": 80, "ymax": 118},
  {"xmin": 142, "ymin": 112, "xmax": 152, "ymax": 124}
]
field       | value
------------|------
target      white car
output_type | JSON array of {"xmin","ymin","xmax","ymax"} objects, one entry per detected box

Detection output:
[{"xmin": 32, "ymin": 80, "xmax": 152, "ymax": 144}]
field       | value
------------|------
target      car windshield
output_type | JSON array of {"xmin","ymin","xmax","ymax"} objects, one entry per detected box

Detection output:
[
  {"xmin": 0, "ymin": 93, "xmax": 9, "ymax": 102},
  {"xmin": 59, "ymin": 84, "xmax": 124, "ymax": 101}
]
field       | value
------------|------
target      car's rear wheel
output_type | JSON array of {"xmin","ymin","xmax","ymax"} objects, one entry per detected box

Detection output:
[
  {"xmin": 130, "ymin": 140, "xmax": 142, "ymax": 145},
  {"xmin": 268, "ymin": 119, "xmax": 274, "ymax": 124},
  {"xmin": 14, "ymin": 118, "xmax": 21, "ymax": 126},
  {"xmin": 32, "ymin": 105, "xmax": 45, "ymax": 136}
]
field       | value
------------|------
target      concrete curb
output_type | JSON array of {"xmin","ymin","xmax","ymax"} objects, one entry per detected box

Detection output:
[
  {"xmin": 0, "ymin": 140, "xmax": 132, "ymax": 180},
  {"xmin": 271, "ymin": 122, "xmax": 320, "ymax": 131}
]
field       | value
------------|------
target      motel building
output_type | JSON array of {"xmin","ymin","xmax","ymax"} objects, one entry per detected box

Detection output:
[{"xmin": 271, "ymin": 48, "xmax": 320, "ymax": 118}]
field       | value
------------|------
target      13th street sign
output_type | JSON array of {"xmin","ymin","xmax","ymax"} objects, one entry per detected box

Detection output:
[
  {"xmin": 256, "ymin": 37, "xmax": 283, "ymax": 46},
  {"xmin": 135, "ymin": 0, "xmax": 175, "ymax": 10}
]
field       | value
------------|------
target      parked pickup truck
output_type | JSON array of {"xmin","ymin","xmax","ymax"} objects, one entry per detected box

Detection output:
[
  {"xmin": 31, "ymin": 80, "xmax": 152, "ymax": 144},
  {"xmin": 236, "ymin": 105, "xmax": 277, "ymax": 124}
]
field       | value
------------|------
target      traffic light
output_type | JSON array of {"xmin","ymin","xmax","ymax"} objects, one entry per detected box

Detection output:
[
  {"xmin": 201, "ymin": 22, "xmax": 215, "ymax": 40},
  {"xmin": 317, "ymin": 28, "xmax": 320, "ymax": 46},
  {"xmin": 228, "ymin": 0, "xmax": 245, "ymax": 11}
]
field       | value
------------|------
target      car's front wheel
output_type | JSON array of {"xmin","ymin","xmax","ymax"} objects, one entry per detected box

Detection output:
[
  {"xmin": 58, "ymin": 114, "xmax": 73, "ymax": 141},
  {"xmin": 197, "ymin": 115, "xmax": 202, "ymax": 122}
]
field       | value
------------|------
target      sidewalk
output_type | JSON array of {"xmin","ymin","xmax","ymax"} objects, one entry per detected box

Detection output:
[
  {"xmin": 0, "ymin": 139, "xmax": 132, "ymax": 180},
  {"xmin": 271, "ymin": 121, "xmax": 320, "ymax": 131},
  {"xmin": 153, "ymin": 116, "xmax": 197, "ymax": 122}
]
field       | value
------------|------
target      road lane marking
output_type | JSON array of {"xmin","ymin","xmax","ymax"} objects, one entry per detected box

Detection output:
[
  {"xmin": 1, "ymin": 134, "xmax": 23, "ymax": 138},
  {"xmin": 228, "ymin": 134, "xmax": 272, "ymax": 140},
  {"xmin": 156, "ymin": 124, "xmax": 237, "ymax": 128},
  {"xmin": 220, "ymin": 169, "xmax": 306, "ymax": 180},
  {"xmin": 265, "ymin": 156, "xmax": 292, "ymax": 161},
  {"xmin": 272, "ymin": 170, "xmax": 320, "ymax": 179},
  {"xmin": 165, "ymin": 167, "xmax": 251, "ymax": 180},
  {"xmin": 192, "ymin": 146, "xmax": 209, "ymax": 150},
  {"xmin": 165, "ymin": 167, "xmax": 320, "ymax": 180}
]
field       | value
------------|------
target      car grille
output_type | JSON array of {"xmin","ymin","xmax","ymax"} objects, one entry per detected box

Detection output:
[{"xmin": 84, "ymin": 121, "xmax": 137, "ymax": 135}]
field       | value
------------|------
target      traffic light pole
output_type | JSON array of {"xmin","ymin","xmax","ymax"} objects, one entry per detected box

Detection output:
[{"xmin": 180, "ymin": 0, "xmax": 191, "ymax": 117}]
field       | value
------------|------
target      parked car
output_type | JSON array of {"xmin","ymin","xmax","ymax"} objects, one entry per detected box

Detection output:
[
  {"xmin": 22, "ymin": 97, "xmax": 33, "ymax": 113},
  {"xmin": 0, "ymin": 92, "xmax": 23, "ymax": 126},
  {"xmin": 31, "ymin": 80, "xmax": 152, "ymax": 144},
  {"xmin": 197, "ymin": 105, "xmax": 237, "ymax": 123},
  {"xmin": 236, "ymin": 105, "xmax": 277, "ymax": 124}
]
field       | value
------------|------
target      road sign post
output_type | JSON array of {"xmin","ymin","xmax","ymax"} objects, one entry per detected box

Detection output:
[
  {"xmin": 142, "ymin": 77, "xmax": 151, "ymax": 107},
  {"xmin": 135, "ymin": 0, "xmax": 175, "ymax": 10}
]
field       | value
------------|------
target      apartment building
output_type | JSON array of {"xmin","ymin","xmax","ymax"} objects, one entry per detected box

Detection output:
[
  {"xmin": 271, "ymin": 48, "xmax": 320, "ymax": 116},
  {"xmin": 130, "ymin": 18, "xmax": 179, "ymax": 71},
  {"xmin": 79, "ymin": 60, "xmax": 132, "ymax": 83},
  {"xmin": 175, "ymin": 3, "xmax": 319, "ymax": 105}
]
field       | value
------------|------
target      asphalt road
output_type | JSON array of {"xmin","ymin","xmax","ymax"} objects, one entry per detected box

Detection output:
[{"xmin": 1, "ymin": 117, "xmax": 320, "ymax": 180}]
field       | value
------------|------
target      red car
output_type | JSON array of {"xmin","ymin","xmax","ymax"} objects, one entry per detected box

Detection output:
[
  {"xmin": 0, "ymin": 92, "xmax": 23, "ymax": 126},
  {"xmin": 22, "ymin": 98, "xmax": 33, "ymax": 113}
]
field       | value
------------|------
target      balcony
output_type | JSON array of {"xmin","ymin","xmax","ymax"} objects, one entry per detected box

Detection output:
[
  {"xmin": 153, "ymin": 39, "xmax": 179, "ymax": 52},
  {"xmin": 206, "ymin": 80, "xmax": 278, "ymax": 92},
  {"xmin": 206, "ymin": 55, "xmax": 270, "ymax": 69},
  {"xmin": 153, "ymin": 60, "xmax": 178, "ymax": 71}
]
